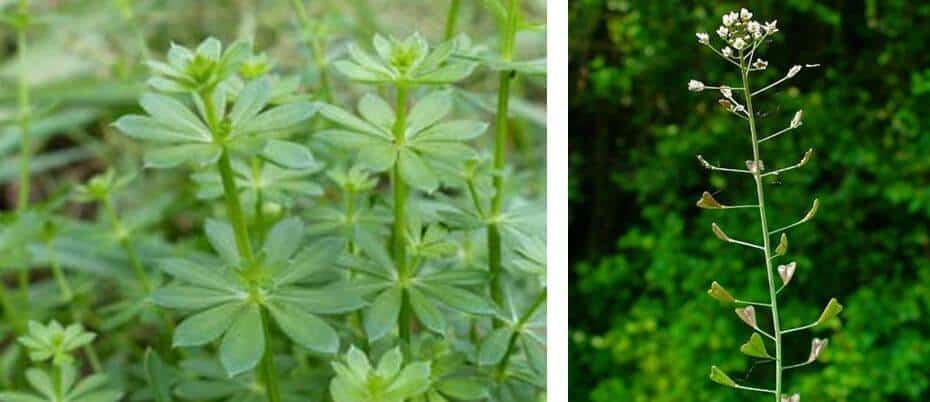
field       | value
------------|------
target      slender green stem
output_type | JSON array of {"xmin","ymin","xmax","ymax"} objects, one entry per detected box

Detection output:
[
  {"xmin": 741, "ymin": 57, "xmax": 782, "ymax": 402},
  {"xmin": 251, "ymin": 157, "xmax": 266, "ymax": 244},
  {"xmin": 15, "ymin": 4, "xmax": 32, "ymax": 314},
  {"xmin": 498, "ymin": 288, "xmax": 546, "ymax": 373},
  {"xmin": 259, "ymin": 307, "xmax": 282, "ymax": 402},
  {"xmin": 781, "ymin": 322, "xmax": 817, "ymax": 335},
  {"xmin": 218, "ymin": 150, "xmax": 256, "ymax": 264},
  {"xmin": 103, "ymin": 195, "xmax": 152, "ymax": 292},
  {"xmin": 444, "ymin": 0, "xmax": 461, "ymax": 40},
  {"xmin": 389, "ymin": 86, "xmax": 414, "ymax": 350},
  {"xmin": 47, "ymin": 238, "xmax": 74, "ymax": 302},
  {"xmin": 488, "ymin": 0, "xmax": 520, "ymax": 323}
]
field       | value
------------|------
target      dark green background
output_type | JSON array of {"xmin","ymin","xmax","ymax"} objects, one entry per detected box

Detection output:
[{"xmin": 569, "ymin": 1, "xmax": 930, "ymax": 401}]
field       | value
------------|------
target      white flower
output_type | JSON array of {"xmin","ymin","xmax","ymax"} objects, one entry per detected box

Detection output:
[
  {"xmin": 719, "ymin": 86, "xmax": 732, "ymax": 98},
  {"xmin": 696, "ymin": 32, "xmax": 709, "ymax": 44},
  {"xmin": 747, "ymin": 21, "xmax": 762, "ymax": 37},
  {"xmin": 717, "ymin": 26, "xmax": 729, "ymax": 38},
  {"xmin": 787, "ymin": 65, "xmax": 802, "ymax": 78},
  {"xmin": 753, "ymin": 59, "xmax": 768, "ymax": 69},
  {"xmin": 764, "ymin": 20, "xmax": 779, "ymax": 34},
  {"xmin": 781, "ymin": 395, "xmax": 800, "ymax": 402},
  {"xmin": 723, "ymin": 11, "xmax": 739, "ymax": 26},
  {"xmin": 688, "ymin": 80, "xmax": 705, "ymax": 92},
  {"xmin": 722, "ymin": 46, "xmax": 733, "ymax": 57},
  {"xmin": 791, "ymin": 110, "xmax": 804, "ymax": 128},
  {"xmin": 740, "ymin": 8, "xmax": 753, "ymax": 20},
  {"xmin": 732, "ymin": 37, "xmax": 746, "ymax": 50}
]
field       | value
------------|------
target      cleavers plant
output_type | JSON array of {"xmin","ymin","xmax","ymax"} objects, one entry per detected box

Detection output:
[{"xmin": 690, "ymin": 8, "xmax": 843, "ymax": 402}]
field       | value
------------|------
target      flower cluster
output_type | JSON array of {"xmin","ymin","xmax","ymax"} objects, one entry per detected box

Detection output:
[{"xmin": 695, "ymin": 8, "xmax": 778, "ymax": 64}]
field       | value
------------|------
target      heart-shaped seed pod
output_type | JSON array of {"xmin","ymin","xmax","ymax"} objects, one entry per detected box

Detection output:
[
  {"xmin": 735, "ymin": 306, "xmax": 757, "ymax": 328},
  {"xmin": 778, "ymin": 261, "xmax": 796, "ymax": 285},
  {"xmin": 807, "ymin": 338, "xmax": 828, "ymax": 363}
]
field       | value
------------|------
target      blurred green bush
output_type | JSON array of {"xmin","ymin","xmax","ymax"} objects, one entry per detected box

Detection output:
[{"xmin": 569, "ymin": 1, "xmax": 930, "ymax": 401}]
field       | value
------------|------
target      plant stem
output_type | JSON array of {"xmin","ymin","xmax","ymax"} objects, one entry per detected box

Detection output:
[
  {"xmin": 498, "ymin": 288, "xmax": 546, "ymax": 373},
  {"xmin": 251, "ymin": 157, "xmax": 266, "ymax": 244},
  {"xmin": 390, "ymin": 86, "xmax": 414, "ymax": 350},
  {"xmin": 47, "ymin": 237, "xmax": 74, "ymax": 302},
  {"xmin": 15, "ymin": 5, "xmax": 32, "ymax": 315},
  {"xmin": 444, "ymin": 0, "xmax": 461, "ymax": 40},
  {"xmin": 103, "ymin": 195, "xmax": 152, "ymax": 292},
  {"xmin": 741, "ymin": 61, "xmax": 782, "ymax": 402},
  {"xmin": 488, "ymin": 0, "xmax": 520, "ymax": 322},
  {"xmin": 259, "ymin": 307, "xmax": 282, "ymax": 402}
]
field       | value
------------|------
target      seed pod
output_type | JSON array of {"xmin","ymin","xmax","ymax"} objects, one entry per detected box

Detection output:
[
  {"xmin": 781, "ymin": 394, "xmax": 800, "ymax": 402},
  {"xmin": 777, "ymin": 262, "xmax": 796, "ymax": 285},
  {"xmin": 807, "ymin": 338, "xmax": 828, "ymax": 363},
  {"xmin": 798, "ymin": 149, "xmax": 813, "ymax": 167},
  {"xmin": 803, "ymin": 199, "xmax": 819, "ymax": 221},
  {"xmin": 697, "ymin": 192, "xmax": 723, "ymax": 209},
  {"xmin": 787, "ymin": 65, "xmax": 802, "ymax": 78},
  {"xmin": 774, "ymin": 233, "xmax": 788, "ymax": 256},
  {"xmin": 708, "ymin": 281, "xmax": 735, "ymax": 304},
  {"xmin": 740, "ymin": 333, "xmax": 773, "ymax": 359},
  {"xmin": 735, "ymin": 306, "xmax": 757, "ymax": 328},
  {"xmin": 696, "ymin": 154, "xmax": 712, "ymax": 169},
  {"xmin": 709, "ymin": 366, "xmax": 736, "ymax": 387},
  {"xmin": 816, "ymin": 298, "xmax": 843, "ymax": 325},
  {"xmin": 711, "ymin": 223, "xmax": 730, "ymax": 241},
  {"xmin": 791, "ymin": 110, "xmax": 803, "ymax": 128}
]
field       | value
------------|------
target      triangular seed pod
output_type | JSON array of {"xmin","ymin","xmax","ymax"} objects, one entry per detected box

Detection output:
[
  {"xmin": 712, "ymin": 223, "xmax": 729, "ymax": 241},
  {"xmin": 799, "ymin": 149, "xmax": 813, "ymax": 167},
  {"xmin": 816, "ymin": 298, "xmax": 843, "ymax": 325},
  {"xmin": 696, "ymin": 155, "xmax": 712, "ymax": 169},
  {"xmin": 735, "ymin": 306, "xmax": 757, "ymax": 328},
  {"xmin": 697, "ymin": 192, "xmax": 724, "ymax": 209},
  {"xmin": 774, "ymin": 233, "xmax": 788, "ymax": 256},
  {"xmin": 803, "ymin": 199, "xmax": 819, "ymax": 221},
  {"xmin": 778, "ymin": 262, "xmax": 796, "ymax": 285},
  {"xmin": 709, "ymin": 366, "xmax": 736, "ymax": 387},
  {"xmin": 708, "ymin": 281, "xmax": 735, "ymax": 304},
  {"xmin": 807, "ymin": 338, "xmax": 828, "ymax": 363},
  {"xmin": 739, "ymin": 333, "xmax": 773, "ymax": 359},
  {"xmin": 781, "ymin": 394, "xmax": 800, "ymax": 402}
]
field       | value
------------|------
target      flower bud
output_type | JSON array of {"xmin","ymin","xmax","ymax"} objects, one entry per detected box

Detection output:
[
  {"xmin": 710, "ymin": 366, "xmax": 736, "ymax": 387},
  {"xmin": 688, "ymin": 80, "xmax": 705, "ymax": 92},
  {"xmin": 781, "ymin": 394, "xmax": 800, "ymax": 402},
  {"xmin": 816, "ymin": 298, "xmax": 843, "ymax": 325},
  {"xmin": 807, "ymin": 338, "xmax": 828, "ymax": 363},
  {"xmin": 697, "ymin": 192, "xmax": 723, "ymax": 209},
  {"xmin": 696, "ymin": 32, "xmax": 710, "ymax": 44},
  {"xmin": 708, "ymin": 281, "xmax": 735, "ymax": 304},
  {"xmin": 774, "ymin": 233, "xmax": 788, "ymax": 257},
  {"xmin": 787, "ymin": 65, "xmax": 802, "ymax": 78},
  {"xmin": 711, "ymin": 223, "xmax": 730, "ymax": 241},
  {"xmin": 740, "ymin": 333, "xmax": 772, "ymax": 359},
  {"xmin": 735, "ymin": 306, "xmax": 757, "ymax": 328},
  {"xmin": 791, "ymin": 110, "xmax": 803, "ymax": 128},
  {"xmin": 778, "ymin": 261, "xmax": 796, "ymax": 285}
]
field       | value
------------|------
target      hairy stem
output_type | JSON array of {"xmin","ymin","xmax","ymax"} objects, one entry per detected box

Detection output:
[
  {"xmin": 259, "ymin": 307, "xmax": 282, "ymax": 402},
  {"xmin": 742, "ymin": 60, "xmax": 782, "ymax": 402},
  {"xmin": 444, "ymin": 0, "xmax": 461, "ymax": 40},
  {"xmin": 390, "ymin": 86, "xmax": 414, "ymax": 351},
  {"xmin": 489, "ymin": 0, "xmax": 520, "ymax": 322}
]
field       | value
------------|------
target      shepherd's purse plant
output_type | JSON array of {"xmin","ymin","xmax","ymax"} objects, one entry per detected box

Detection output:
[{"xmin": 689, "ymin": 8, "xmax": 844, "ymax": 402}]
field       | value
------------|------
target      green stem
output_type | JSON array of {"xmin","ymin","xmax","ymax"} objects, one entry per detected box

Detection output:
[
  {"xmin": 498, "ymin": 288, "xmax": 546, "ymax": 373},
  {"xmin": 218, "ymin": 150, "xmax": 256, "ymax": 264},
  {"xmin": 47, "ymin": 238, "xmax": 74, "ymax": 302},
  {"xmin": 103, "ymin": 195, "xmax": 152, "ymax": 292},
  {"xmin": 444, "ymin": 0, "xmax": 462, "ymax": 40},
  {"xmin": 741, "ymin": 60, "xmax": 781, "ymax": 402},
  {"xmin": 251, "ymin": 157, "xmax": 266, "ymax": 244},
  {"xmin": 488, "ymin": 0, "xmax": 519, "ymax": 323},
  {"xmin": 259, "ymin": 307, "xmax": 282, "ymax": 402},
  {"xmin": 15, "ymin": 6, "xmax": 32, "ymax": 315},
  {"xmin": 390, "ymin": 86, "xmax": 413, "ymax": 350}
]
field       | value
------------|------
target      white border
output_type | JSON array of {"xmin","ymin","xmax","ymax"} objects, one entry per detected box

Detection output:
[{"xmin": 546, "ymin": 0, "xmax": 568, "ymax": 400}]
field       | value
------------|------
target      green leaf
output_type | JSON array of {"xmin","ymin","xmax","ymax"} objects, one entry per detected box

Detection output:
[
  {"xmin": 410, "ymin": 120, "xmax": 488, "ymax": 142},
  {"xmin": 204, "ymin": 219, "xmax": 241, "ymax": 267},
  {"xmin": 267, "ymin": 301, "xmax": 339, "ymax": 354},
  {"xmin": 358, "ymin": 93, "xmax": 395, "ymax": 130},
  {"xmin": 272, "ymin": 237, "xmax": 346, "ymax": 287},
  {"xmin": 384, "ymin": 361, "xmax": 431, "ymax": 400},
  {"xmin": 270, "ymin": 287, "xmax": 367, "ymax": 314},
  {"xmin": 229, "ymin": 77, "xmax": 271, "ymax": 126},
  {"xmin": 144, "ymin": 144, "xmax": 222, "ymax": 169},
  {"xmin": 262, "ymin": 217, "xmax": 304, "ymax": 265},
  {"xmin": 139, "ymin": 93, "xmax": 211, "ymax": 140},
  {"xmin": 405, "ymin": 91, "xmax": 452, "ymax": 135},
  {"xmin": 25, "ymin": 368, "xmax": 54, "ymax": 400},
  {"xmin": 375, "ymin": 348, "xmax": 403, "ymax": 378},
  {"xmin": 739, "ymin": 333, "xmax": 772, "ymax": 359},
  {"xmin": 364, "ymin": 287, "xmax": 403, "ymax": 342},
  {"xmin": 414, "ymin": 63, "xmax": 475, "ymax": 84},
  {"xmin": 173, "ymin": 302, "xmax": 243, "ymax": 347},
  {"xmin": 261, "ymin": 139, "xmax": 318, "ymax": 170},
  {"xmin": 399, "ymin": 149, "xmax": 439, "ymax": 192},
  {"xmin": 0, "ymin": 392, "xmax": 45, "ymax": 402},
  {"xmin": 477, "ymin": 327, "xmax": 512, "ymax": 366},
  {"xmin": 418, "ymin": 270, "xmax": 488, "ymax": 286},
  {"xmin": 219, "ymin": 304, "xmax": 264, "ymax": 376},
  {"xmin": 151, "ymin": 285, "xmax": 241, "ymax": 310},
  {"xmin": 238, "ymin": 102, "xmax": 318, "ymax": 134},
  {"xmin": 319, "ymin": 104, "xmax": 389, "ymax": 138},
  {"xmin": 418, "ymin": 283, "xmax": 494, "ymax": 315},
  {"xmin": 438, "ymin": 378, "xmax": 489, "ymax": 400},
  {"xmin": 158, "ymin": 258, "xmax": 240, "ymax": 292},
  {"xmin": 114, "ymin": 115, "xmax": 209, "ymax": 143},
  {"xmin": 407, "ymin": 287, "xmax": 446, "ymax": 334},
  {"xmin": 357, "ymin": 142, "xmax": 397, "ymax": 172},
  {"xmin": 144, "ymin": 348, "xmax": 174, "ymax": 402}
]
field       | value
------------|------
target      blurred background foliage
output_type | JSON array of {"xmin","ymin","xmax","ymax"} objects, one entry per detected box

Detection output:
[{"xmin": 569, "ymin": 0, "xmax": 930, "ymax": 401}]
